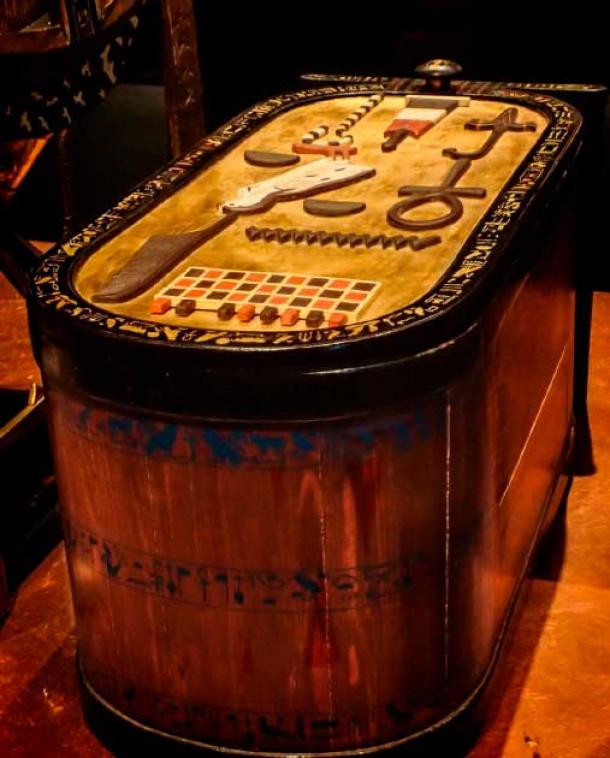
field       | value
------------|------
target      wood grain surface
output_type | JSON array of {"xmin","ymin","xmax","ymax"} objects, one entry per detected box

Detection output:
[
  {"xmin": 34, "ymin": 176, "xmax": 575, "ymax": 754},
  {"xmin": 0, "ymin": 274, "xmax": 39, "ymax": 390},
  {"xmin": 3, "ymin": 291, "xmax": 610, "ymax": 756},
  {"xmin": 0, "ymin": 1, "xmax": 45, "ymax": 32}
]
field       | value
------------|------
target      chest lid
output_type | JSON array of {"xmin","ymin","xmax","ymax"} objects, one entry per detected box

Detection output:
[{"xmin": 28, "ymin": 85, "xmax": 581, "ymax": 416}]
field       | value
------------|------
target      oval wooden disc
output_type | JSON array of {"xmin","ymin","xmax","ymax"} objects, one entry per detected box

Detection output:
[
  {"xmin": 303, "ymin": 198, "xmax": 367, "ymax": 217},
  {"xmin": 244, "ymin": 150, "xmax": 300, "ymax": 167}
]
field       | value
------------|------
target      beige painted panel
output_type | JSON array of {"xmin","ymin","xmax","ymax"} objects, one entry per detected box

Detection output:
[{"xmin": 75, "ymin": 95, "xmax": 548, "ymax": 332}]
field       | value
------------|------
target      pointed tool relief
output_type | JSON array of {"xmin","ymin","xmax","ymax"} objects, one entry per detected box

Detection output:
[
  {"xmin": 92, "ymin": 214, "xmax": 237, "ymax": 304},
  {"xmin": 93, "ymin": 231, "xmax": 205, "ymax": 304}
]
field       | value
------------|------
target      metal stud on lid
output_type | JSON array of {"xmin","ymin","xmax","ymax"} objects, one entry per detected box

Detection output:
[
  {"xmin": 150, "ymin": 297, "xmax": 171, "ymax": 315},
  {"xmin": 415, "ymin": 59, "xmax": 462, "ymax": 92},
  {"xmin": 306, "ymin": 310, "xmax": 324, "ymax": 328},
  {"xmin": 175, "ymin": 299, "xmax": 196, "ymax": 317},
  {"xmin": 217, "ymin": 302, "xmax": 236, "ymax": 321},
  {"xmin": 281, "ymin": 308, "xmax": 300, "ymax": 326},
  {"xmin": 237, "ymin": 304, "xmax": 256, "ymax": 322},
  {"xmin": 260, "ymin": 306, "xmax": 279, "ymax": 325}
]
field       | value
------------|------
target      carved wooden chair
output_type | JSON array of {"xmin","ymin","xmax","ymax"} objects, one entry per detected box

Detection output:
[
  {"xmin": 0, "ymin": 0, "xmax": 205, "ymax": 224},
  {"xmin": 0, "ymin": 0, "xmax": 205, "ymax": 617}
]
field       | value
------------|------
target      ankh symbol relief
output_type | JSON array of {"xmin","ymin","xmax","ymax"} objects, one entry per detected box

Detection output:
[{"xmin": 387, "ymin": 158, "xmax": 487, "ymax": 231}]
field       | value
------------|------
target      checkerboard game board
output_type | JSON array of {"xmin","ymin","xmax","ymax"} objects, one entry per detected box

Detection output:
[{"xmin": 150, "ymin": 266, "xmax": 380, "ymax": 328}]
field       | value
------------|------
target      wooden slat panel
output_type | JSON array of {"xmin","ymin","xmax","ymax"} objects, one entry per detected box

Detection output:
[{"xmin": 0, "ymin": 1, "xmax": 47, "ymax": 32}]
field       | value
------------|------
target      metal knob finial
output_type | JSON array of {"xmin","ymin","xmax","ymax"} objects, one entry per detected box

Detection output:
[{"xmin": 415, "ymin": 59, "xmax": 462, "ymax": 92}]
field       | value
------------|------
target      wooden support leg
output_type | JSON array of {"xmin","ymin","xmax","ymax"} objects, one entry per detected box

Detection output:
[{"xmin": 162, "ymin": 0, "xmax": 206, "ymax": 157}]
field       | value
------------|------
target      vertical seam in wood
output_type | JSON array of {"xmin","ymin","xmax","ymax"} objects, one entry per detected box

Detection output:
[
  {"xmin": 444, "ymin": 398, "xmax": 452, "ymax": 691},
  {"xmin": 317, "ymin": 441, "xmax": 334, "ymax": 726}
]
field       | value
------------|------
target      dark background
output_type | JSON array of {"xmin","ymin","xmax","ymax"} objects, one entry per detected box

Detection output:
[
  {"xmin": 188, "ymin": 5, "xmax": 610, "ymax": 128},
  {"xmin": 12, "ymin": 3, "xmax": 610, "ymax": 239}
]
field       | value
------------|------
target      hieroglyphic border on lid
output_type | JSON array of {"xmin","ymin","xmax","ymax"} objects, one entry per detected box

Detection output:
[
  {"xmin": 31, "ymin": 87, "xmax": 581, "ymax": 349},
  {"xmin": 302, "ymin": 72, "xmax": 605, "ymax": 93}
]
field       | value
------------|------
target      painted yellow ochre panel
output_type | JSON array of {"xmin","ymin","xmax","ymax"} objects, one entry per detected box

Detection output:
[{"xmin": 74, "ymin": 95, "xmax": 548, "ymax": 332}]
